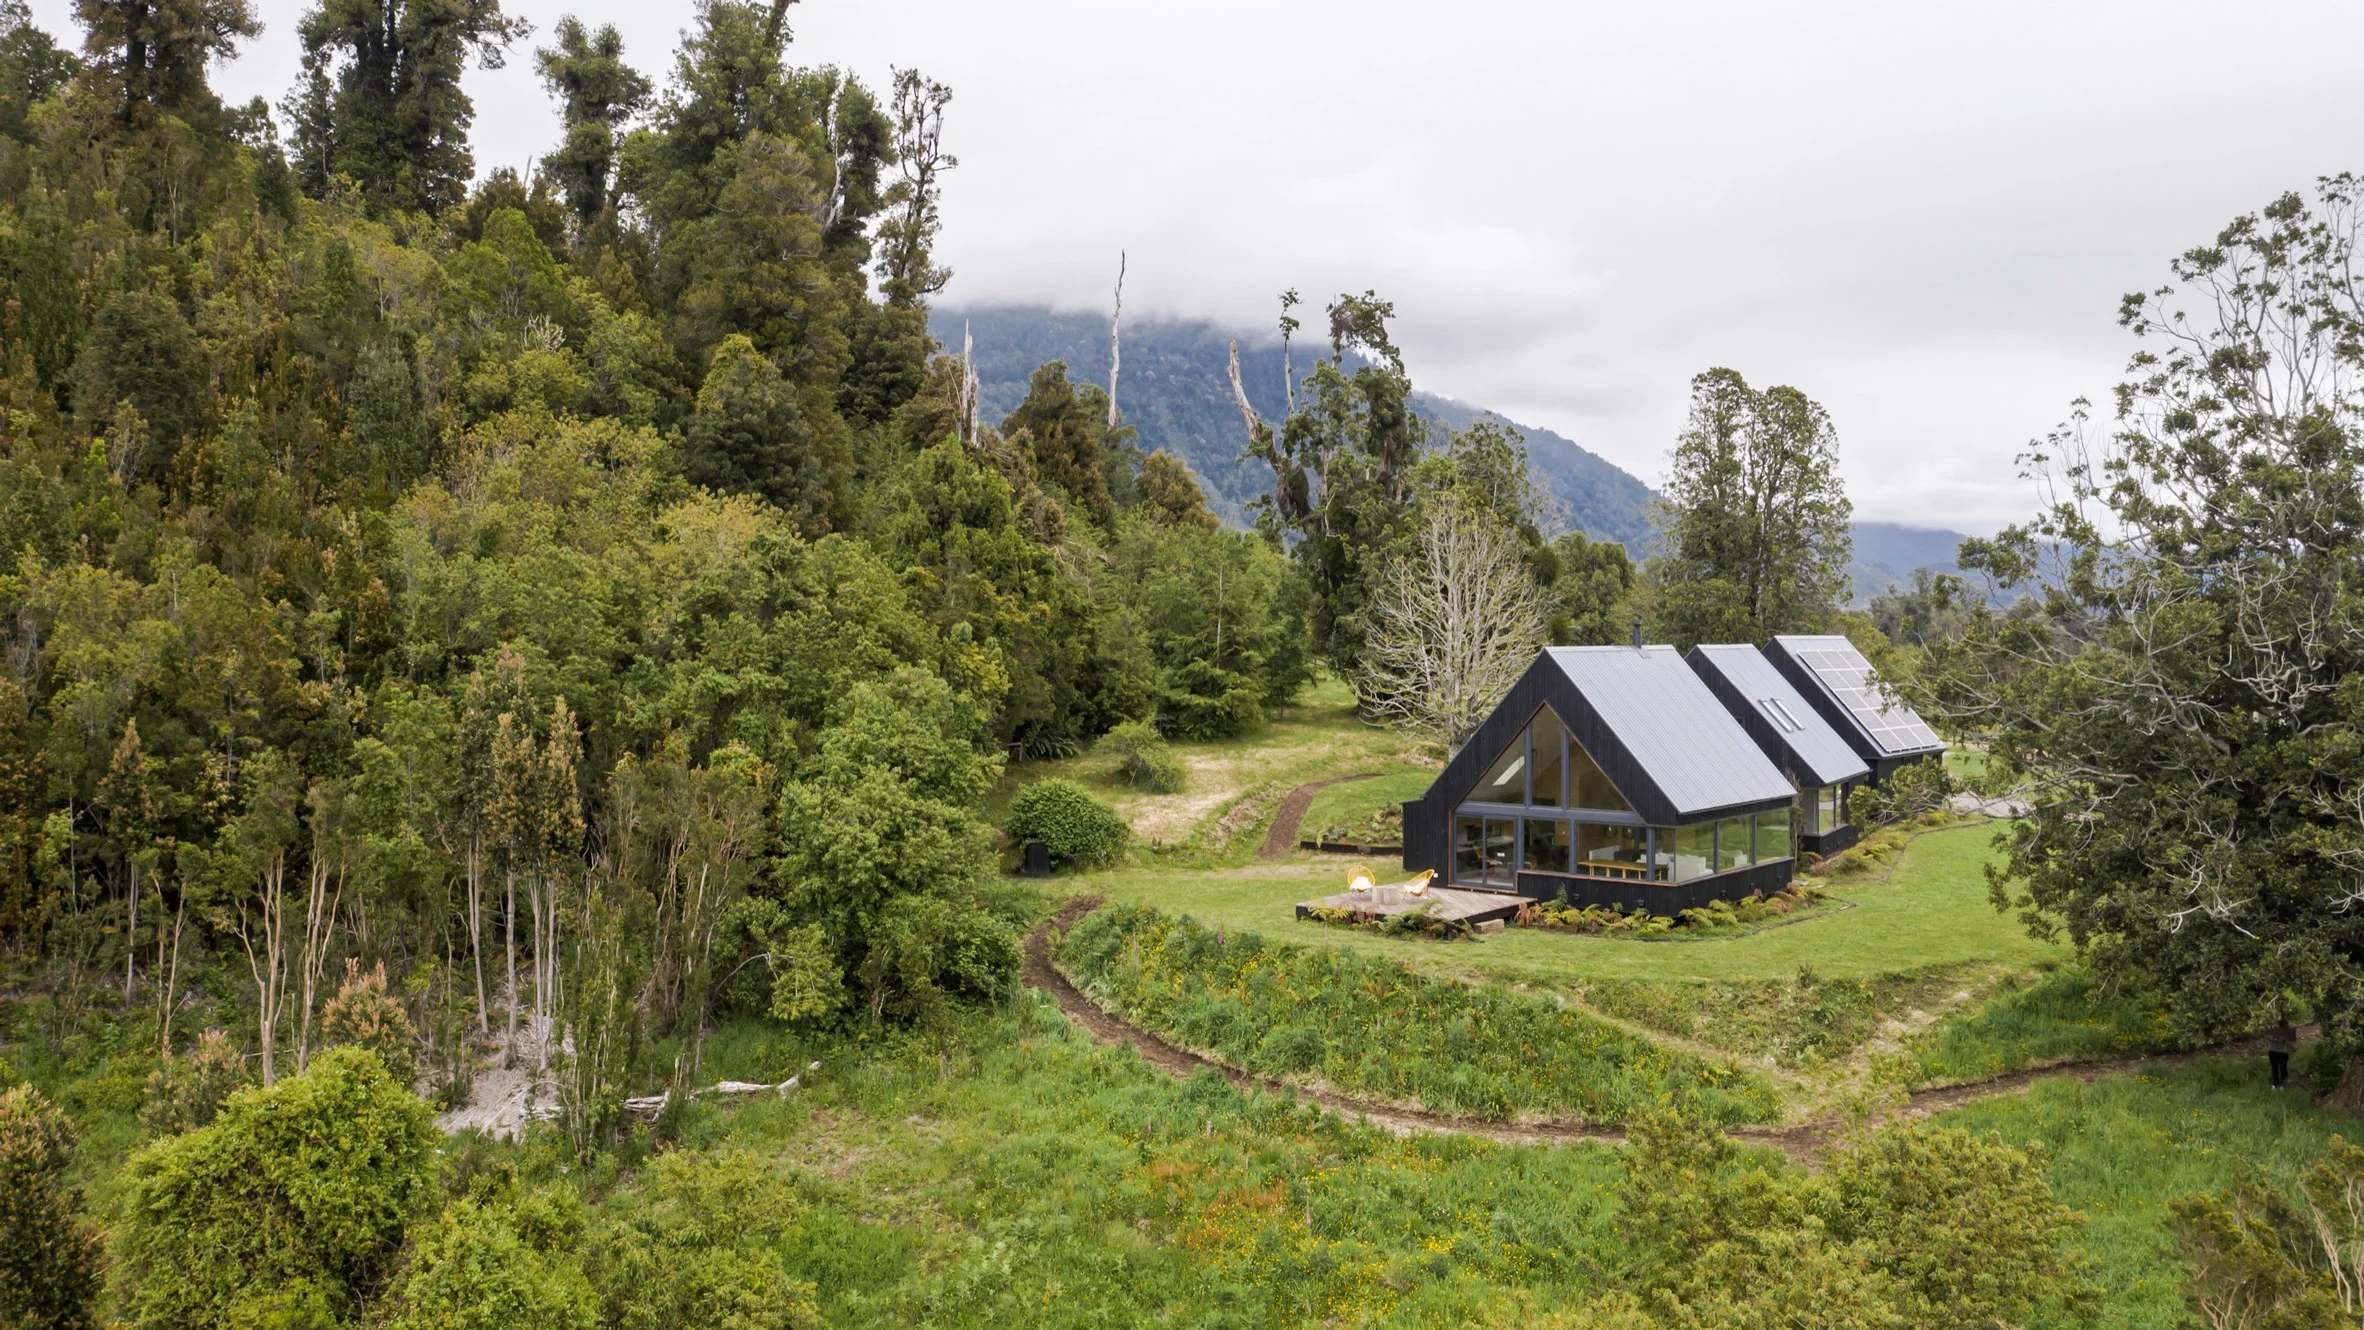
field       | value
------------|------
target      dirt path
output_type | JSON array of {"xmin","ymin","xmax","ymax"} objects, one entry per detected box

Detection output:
[
  {"xmin": 1258, "ymin": 773, "xmax": 1378, "ymax": 860},
  {"xmin": 1024, "ymin": 896, "xmax": 2287, "ymax": 1165}
]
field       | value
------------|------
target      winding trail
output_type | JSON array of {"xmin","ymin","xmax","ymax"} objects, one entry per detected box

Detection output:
[
  {"xmin": 1024, "ymin": 896, "xmax": 2288, "ymax": 1165},
  {"xmin": 1258, "ymin": 773, "xmax": 1378, "ymax": 860}
]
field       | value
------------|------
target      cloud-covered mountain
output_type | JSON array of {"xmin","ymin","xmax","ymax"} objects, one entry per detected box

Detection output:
[{"xmin": 932, "ymin": 306, "xmax": 1973, "ymax": 598}]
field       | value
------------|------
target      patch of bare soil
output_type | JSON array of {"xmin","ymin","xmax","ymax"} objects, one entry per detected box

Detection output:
[
  {"xmin": 1022, "ymin": 898, "xmax": 2288, "ymax": 1169},
  {"xmin": 1258, "ymin": 773, "xmax": 1378, "ymax": 860}
]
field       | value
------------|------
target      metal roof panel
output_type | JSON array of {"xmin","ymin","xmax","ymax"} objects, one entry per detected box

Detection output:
[
  {"xmin": 1543, "ymin": 646, "xmax": 1797, "ymax": 817},
  {"xmin": 1687, "ymin": 644, "xmax": 1873, "ymax": 787}
]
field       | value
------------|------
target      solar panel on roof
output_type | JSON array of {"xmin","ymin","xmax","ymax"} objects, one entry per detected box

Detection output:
[{"xmin": 1792, "ymin": 644, "xmax": 1944, "ymax": 755}]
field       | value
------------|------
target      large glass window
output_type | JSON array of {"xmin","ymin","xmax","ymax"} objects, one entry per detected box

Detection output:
[
  {"xmin": 1576, "ymin": 823, "xmax": 1649, "ymax": 879},
  {"xmin": 1754, "ymin": 806, "xmax": 1792, "ymax": 861},
  {"xmin": 1716, "ymin": 816, "xmax": 1752, "ymax": 872},
  {"xmin": 1522, "ymin": 818, "xmax": 1570, "ymax": 874},
  {"xmin": 1673, "ymin": 823, "xmax": 1714, "ymax": 881},
  {"xmin": 1821, "ymin": 785, "xmax": 1844, "ymax": 830},
  {"xmin": 1530, "ymin": 713, "xmax": 1565, "ymax": 808},
  {"xmin": 1455, "ymin": 816, "xmax": 1485, "ymax": 881},
  {"xmin": 1482, "ymin": 818, "xmax": 1515, "ymax": 884},
  {"xmin": 1474, "ymin": 738, "xmax": 1527, "ymax": 804},
  {"xmin": 1570, "ymin": 737, "xmax": 1630, "ymax": 812},
  {"xmin": 1456, "ymin": 815, "xmax": 1515, "ymax": 886}
]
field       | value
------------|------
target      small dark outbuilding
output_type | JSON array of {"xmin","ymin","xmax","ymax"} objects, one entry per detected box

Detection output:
[
  {"xmin": 1762, "ymin": 635, "xmax": 1948, "ymax": 787},
  {"xmin": 1686, "ymin": 643, "xmax": 1872, "ymax": 856},
  {"xmin": 1400, "ymin": 645, "xmax": 1799, "ymax": 916}
]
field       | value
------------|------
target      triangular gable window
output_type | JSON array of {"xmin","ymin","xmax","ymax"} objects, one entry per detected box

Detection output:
[{"xmin": 1469, "ymin": 707, "xmax": 1632, "ymax": 813}]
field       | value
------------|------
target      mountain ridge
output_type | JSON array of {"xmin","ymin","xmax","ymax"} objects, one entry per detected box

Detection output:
[{"xmin": 931, "ymin": 305, "xmax": 1974, "ymax": 596}]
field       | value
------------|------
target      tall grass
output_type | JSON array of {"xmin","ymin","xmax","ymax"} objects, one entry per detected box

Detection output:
[
  {"xmin": 1908, "ymin": 966, "xmax": 2184, "ymax": 1086},
  {"xmin": 1580, "ymin": 963, "xmax": 1982, "ymax": 1067},
  {"xmin": 1931, "ymin": 1058, "xmax": 2354, "ymax": 1330},
  {"xmin": 686, "ymin": 1004, "xmax": 1637, "ymax": 1327},
  {"xmin": 1056, "ymin": 903, "xmax": 1780, "ymax": 1124}
]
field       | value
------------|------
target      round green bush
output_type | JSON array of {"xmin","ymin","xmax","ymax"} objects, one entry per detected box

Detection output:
[
  {"xmin": 1099, "ymin": 719, "xmax": 1185, "ymax": 793},
  {"xmin": 1005, "ymin": 778, "xmax": 1130, "ymax": 867}
]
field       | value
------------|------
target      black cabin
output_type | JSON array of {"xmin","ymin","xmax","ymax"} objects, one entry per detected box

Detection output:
[
  {"xmin": 1400, "ymin": 645, "xmax": 1800, "ymax": 916},
  {"xmin": 1686, "ymin": 643, "xmax": 1873, "ymax": 856}
]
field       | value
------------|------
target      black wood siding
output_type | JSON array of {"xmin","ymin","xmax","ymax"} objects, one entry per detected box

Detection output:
[
  {"xmin": 1399, "ymin": 653, "xmax": 1791, "ymax": 879},
  {"xmin": 1515, "ymin": 858, "xmax": 1796, "ymax": 917}
]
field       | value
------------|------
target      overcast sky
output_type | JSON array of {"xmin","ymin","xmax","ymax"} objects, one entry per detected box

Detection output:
[{"xmin": 30, "ymin": 0, "xmax": 2364, "ymax": 532}]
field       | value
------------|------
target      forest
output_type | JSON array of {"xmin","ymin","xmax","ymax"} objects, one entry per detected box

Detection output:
[{"xmin": 11, "ymin": 0, "xmax": 2364, "ymax": 1325}]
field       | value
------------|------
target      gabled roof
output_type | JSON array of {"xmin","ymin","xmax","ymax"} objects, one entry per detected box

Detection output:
[
  {"xmin": 1764, "ymin": 635, "xmax": 1947, "ymax": 761},
  {"xmin": 1686, "ymin": 643, "xmax": 1872, "ymax": 789},
  {"xmin": 1418, "ymin": 645, "xmax": 1795, "ymax": 825}
]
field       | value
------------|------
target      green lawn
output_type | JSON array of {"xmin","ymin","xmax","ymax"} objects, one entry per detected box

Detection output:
[
  {"xmin": 1301, "ymin": 766, "xmax": 1433, "ymax": 843},
  {"xmin": 989, "ymin": 675, "xmax": 1431, "ymax": 853},
  {"xmin": 1074, "ymin": 821, "xmax": 2059, "ymax": 988},
  {"xmin": 1929, "ymin": 1057, "xmax": 2358, "ymax": 1330}
]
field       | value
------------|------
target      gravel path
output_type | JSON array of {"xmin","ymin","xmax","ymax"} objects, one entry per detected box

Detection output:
[{"xmin": 1024, "ymin": 896, "xmax": 2287, "ymax": 1165}]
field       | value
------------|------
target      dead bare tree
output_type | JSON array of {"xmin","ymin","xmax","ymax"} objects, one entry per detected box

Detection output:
[
  {"xmin": 1227, "ymin": 340, "xmax": 1261, "ymax": 440},
  {"xmin": 1107, "ymin": 251, "xmax": 1125, "ymax": 429},
  {"xmin": 1358, "ymin": 497, "xmax": 1548, "ymax": 753}
]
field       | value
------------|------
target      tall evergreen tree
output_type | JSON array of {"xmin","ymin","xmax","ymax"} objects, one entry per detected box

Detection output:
[
  {"xmin": 534, "ymin": 17, "xmax": 649, "ymax": 228},
  {"xmin": 0, "ymin": 1, "xmax": 77, "ymax": 142},
  {"xmin": 72, "ymin": 0, "xmax": 253, "ymax": 126},
  {"xmin": 873, "ymin": 66, "xmax": 952, "ymax": 306},
  {"xmin": 1249, "ymin": 291, "xmax": 1427, "ymax": 678},
  {"xmin": 1645, "ymin": 367, "xmax": 1853, "ymax": 648},
  {"xmin": 284, "ymin": 0, "xmax": 528, "ymax": 216}
]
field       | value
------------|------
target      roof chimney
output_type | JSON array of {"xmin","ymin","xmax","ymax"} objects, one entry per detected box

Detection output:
[{"xmin": 1631, "ymin": 619, "xmax": 1644, "ymax": 650}]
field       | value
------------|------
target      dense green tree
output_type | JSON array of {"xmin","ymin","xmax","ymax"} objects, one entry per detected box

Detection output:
[
  {"xmin": 72, "ymin": 0, "xmax": 253, "ymax": 125},
  {"xmin": 0, "ymin": 1, "xmax": 76, "ymax": 143},
  {"xmin": 770, "ymin": 668, "xmax": 1018, "ymax": 1028},
  {"xmin": 71, "ymin": 288, "xmax": 207, "ymax": 486},
  {"xmin": 534, "ymin": 17, "xmax": 649, "ymax": 228},
  {"xmin": 1910, "ymin": 176, "xmax": 2364, "ymax": 1085},
  {"xmin": 589, "ymin": 1150, "xmax": 822, "ymax": 1330},
  {"xmin": 285, "ymin": 0, "xmax": 529, "ymax": 216},
  {"xmin": 1136, "ymin": 449, "xmax": 1217, "ymax": 530},
  {"xmin": 1548, "ymin": 529, "xmax": 1636, "ymax": 645},
  {"xmin": 1645, "ymin": 367, "xmax": 1853, "ymax": 649},
  {"xmin": 113, "ymin": 1048, "xmax": 437, "ymax": 1328},
  {"xmin": 1000, "ymin": 360, "xmax": 1123, "ymax": 529},
  {"xmin": 1249, "ymin": 292, "xmax": 1428, "ymax": 677},
  {"xmin": 0, "ymin": 1084, "xmax": 101, "ymax": 1330},
  {"xmin": 682, "ymin": 334, "xmax": 850, "ymax": 534},
  {"xmin": 387, "ymin": 1193, "xmax": 599, "ymax": 1330}
]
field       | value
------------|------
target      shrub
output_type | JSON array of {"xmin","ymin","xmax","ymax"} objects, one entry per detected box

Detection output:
[
  {"xmin": 1059, "ymin": 904, "xmax": 1777, "ymax": 1123},
  {"xmin": 1618, "ymin": 1112, "xmax": 2096, "ymax": 1325},
  {"xmin": 1099, "ymin": 719, "xmax": 1185, "ymax": 793},
  {"xmin": 1305, "ymin": 901, "xmax": 1473, "ymax": 940},
  {"xmin": 2169, "ymin": 1137, "xmax": 2364, "ymax": 1327},
  {"xmin": 1847, "ymin": 757, "xmax": 1957, "ymax": 828},
  {"xmin": 321, "ymin": 960, "xmax": 419, "ymax": 1087},
  {"xmin": 386, "ymin": 1193, "xmax": 600, "ymax": 1330},
  {"xmin": 0, "ymin": 1084, "xmax": 101, "ymax": 1330},
  {"xmin": 141, "ymin": 1028, "xmax": 251, "ymax": 1135},
  {"xmin": 590, "ymin": 1149, "xmax": 822, "ymax": 1330},
  {"xmin": 112, "ymin": 1047, "xmax": 439, "ymax": 1329},
  {"xmin": 764, "ymin": 923, "xmax": 847, "ymax": 1025},
  {"xmin": 1005, "ymin": 778, "xmax": 1130, "ymax": 867}
]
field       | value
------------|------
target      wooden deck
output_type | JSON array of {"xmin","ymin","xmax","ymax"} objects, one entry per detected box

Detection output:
[{"xmin": 1295, "ymin": 883, "xmax": 1536, "ymax": 927}]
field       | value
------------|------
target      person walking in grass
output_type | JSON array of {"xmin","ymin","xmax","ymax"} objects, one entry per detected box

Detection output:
[{"xmin": 2267, "ymin": 1020, "xmax": 2296, "ymax": 1091}]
